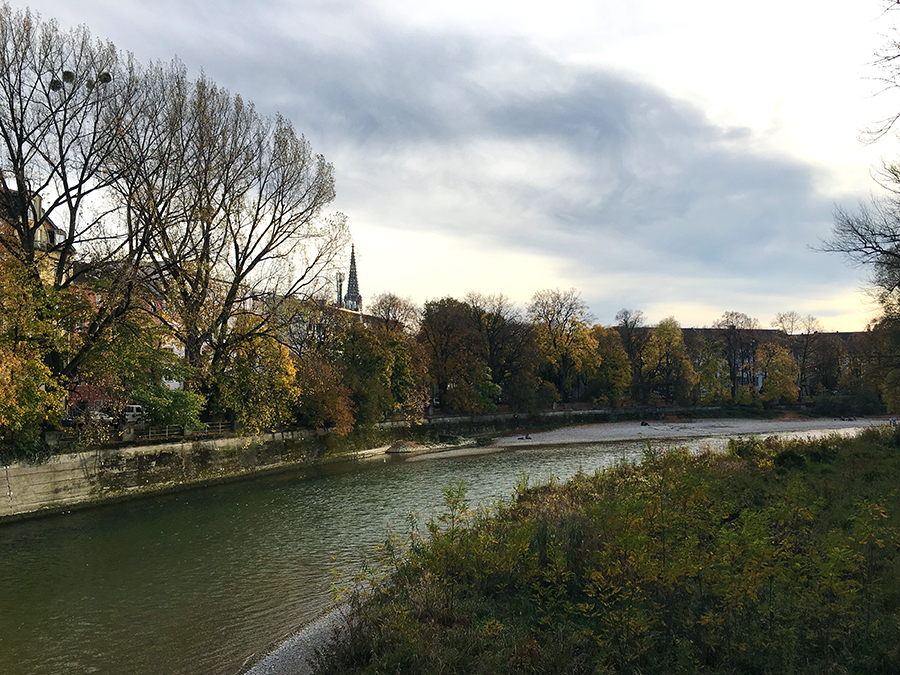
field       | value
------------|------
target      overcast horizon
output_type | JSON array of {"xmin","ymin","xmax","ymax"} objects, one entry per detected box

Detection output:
[{"xmin": 17, "ymin": 0, "xmax": 900, "ymax": 331}]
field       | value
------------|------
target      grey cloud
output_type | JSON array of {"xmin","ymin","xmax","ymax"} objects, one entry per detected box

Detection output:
[
  {"xmin": 31, "ymin": 0, "xmax": 860, "ymax": 317},
  {"xmin": 159, "ymin": 13, "xmax": 852, "ymax": 299}
]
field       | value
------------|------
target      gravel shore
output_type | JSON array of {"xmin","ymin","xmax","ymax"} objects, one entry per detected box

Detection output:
[
  {"xmin": 245, "ymin": 606, "xmax": 349, "ymax": 675},
  {"xmin": 492, "ymin": 415, "xmax": 888, "ymax": 448}
]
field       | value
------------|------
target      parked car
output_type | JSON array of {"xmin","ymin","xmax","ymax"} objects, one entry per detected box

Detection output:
[
  {"xmin": 86, "ymin": 410, "xmax": 115, "ymax": 424},
  {"xmin": 123, "ymin": 404, "xmax": 143, "ymax": 424},
  {"xmin": 62, "ymin": 410, "xmax": 114, "ymax": 428}
]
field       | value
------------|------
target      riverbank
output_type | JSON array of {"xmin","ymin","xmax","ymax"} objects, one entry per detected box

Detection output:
[
  {"xmin": 309, "ymin": 423, "xmax": 900, "ymax": 674},
  {"xmin": 248, "ymin": 414, "xmax": 890, "ymax": 674},
  {"xmin": 6, "ymin": 409, "xmax": 867, "ymax": 522},
  {"xmin": 246, "ymin": 607, "xmax": 349, "ymax": 675},
  {"xmin": 493, "ymin": 414, "xmax": 885, "ymax": 446},
  {"xmin": 403, "ymin": 414, "xmax": 888, "ymax": 462}
]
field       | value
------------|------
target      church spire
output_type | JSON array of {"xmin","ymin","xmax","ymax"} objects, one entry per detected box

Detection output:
[{"xmin": 343, "ymin": 244, "xmax": 362, "ymax": 312}]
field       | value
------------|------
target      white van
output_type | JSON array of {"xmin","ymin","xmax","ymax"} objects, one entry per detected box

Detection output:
[{"xmin": 124, "ymin": 404, "xmax": 143, "ymax": 424}]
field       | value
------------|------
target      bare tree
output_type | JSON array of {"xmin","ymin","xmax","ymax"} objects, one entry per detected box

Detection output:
[
  {"xmin": 615, "ymin": 308, "xmax": 651, "ymax": 404},
  {"xmin": 0, "ymin": 5, "xmax": 141, "ymax": 273},
  {"xmin": 824, "ymin": 201, "xmax": 900, "ymax": 312},
  {"xmin": 368, "ymin": 292, "xmax": 419, "ymax": 332},
  {"xmin": 713, "ymin": 311, "xmax": 760, "ymax": 398},
  {"xmin": 0, "ymin": 5, "xmax": 151, "ymax": 381},
  {"xmin": 863, "ymin": 1, "xmax": 900, "ymax": 140},
  {"xmin": 114, "ymin": 62, "xmax": 347, "ymax": 393}
]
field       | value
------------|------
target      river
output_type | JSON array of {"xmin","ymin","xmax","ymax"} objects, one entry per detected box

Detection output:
[{"xmin": 0, "ymin": 431, "xmax": 846, "ymax": 675}]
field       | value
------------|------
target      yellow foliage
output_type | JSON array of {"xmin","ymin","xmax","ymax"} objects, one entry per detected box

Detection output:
[{"xmin": 0, "ymin": 346, "xmax": 65, "ymax": 433}]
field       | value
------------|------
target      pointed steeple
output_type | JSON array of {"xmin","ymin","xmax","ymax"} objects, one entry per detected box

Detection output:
[{"xmin": 343, "ymin": 244, "xmax": 362, "ymax": 312}]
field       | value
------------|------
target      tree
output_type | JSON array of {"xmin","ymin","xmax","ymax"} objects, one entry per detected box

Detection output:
[
  {"xmin": 642, "ymin": 317, "xmax": 697, "ymax": 405},
  {"xmin": 585, "ymin": 325, "xmax": 631, "ymax": 407},
  {"xmin": 755, "ymin": 343, "xmax": 800, "ymax": 405},
  {"xmin": 368, "ymin": 292, "xmax": 419, "ymax": 333},
  {"xmin": 277, "ymin": 299, "xmax": 357, "ymax": 430},
  {"xmin": 823, "ymin": 7, "xmax": 900, "ymax": 410},
  {"xmin": 772, "ymin": 311, "xmax": 822, "ymax": 400},
  {"xmin": 464, "ymin": 292, "xmax": 540, "ymax": 409},
  {"xmin": 418, "ymin": 297, "xmax": 495, "ymax": 413},
  {"xmin": 615, "ymin": 309, "xmax": 652, "ymax": 405},
  {"xmin": 337, "ymin": 321, "xmax": 396, "ymax": 426},
  {"xmin": 0, "ymin": 6, "xmax": 350, "ymax": 440},
  {"xmin": 0, "ymin": 5, "xmax": 151, "ymax": 385},
  {"xmin": 294, "ymin": 354, "xmax": 354, "ymax": 435},
  {"xmin": 114, "ymin": 61, "xmax": 347, "ymax": 409},
  {"xmin": 76, "ymin": 311, "xmax": 204, "ymax": 428},
  {"xmin": 0, "ymin": 345, "xmax": 65, "ymax": 457},
  {"xmin": 215, "ymin": 318, "xmax": 300, "ymax": 433},
  {"xmin": 378, "ymin": 327, "xmax": 430, "ymax": 421},
  {"xmin": 0, "ymin": 253, "xmax": 66, "ymax": 454},
  {"xmin": 687, "ymin": 334, "xmax": 730, "ymax": 405},
  {"xmin": 527, "ymin": 288, "xmax": 598, "ymax": 402},
  {"xmin": 713, "ymin": 311, "xmax": 760, "ymax": 399}
]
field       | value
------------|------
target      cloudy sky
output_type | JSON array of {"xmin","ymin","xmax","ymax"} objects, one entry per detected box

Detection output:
[{"xmin": 19, "ymin": 0, "xmax": 900, "ymax": 329}]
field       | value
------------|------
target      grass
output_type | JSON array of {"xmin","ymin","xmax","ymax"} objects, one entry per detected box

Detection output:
[{"xmin": 313, "ymin": 426, "xmax": 900, "ymax": 674}]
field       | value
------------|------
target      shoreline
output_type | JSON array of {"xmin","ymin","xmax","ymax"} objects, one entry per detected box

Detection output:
[
  {"xmin": 245, "ymin": 606, "xmax": 349, "ymax": 675},
  {"xmin": 246, "ymin": 414, "xmax": 890, "ymax": 673},
  {"xmin": 405, "ymin": 414, "xmax": 890, "ymax": 462},
  {"xmin": 492, "ymin": 414, "xmax": 888, "ymax": 447}
]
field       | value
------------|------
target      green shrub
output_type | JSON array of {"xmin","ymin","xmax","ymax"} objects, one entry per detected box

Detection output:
[{"xmin": 316, "ymin": 428, "xmax": 900, "ymax": 674}]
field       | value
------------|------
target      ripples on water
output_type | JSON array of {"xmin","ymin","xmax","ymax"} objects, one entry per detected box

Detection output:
[{"xmin": 0, "ymin": 435, "xmax": 772, "ymax": 674}]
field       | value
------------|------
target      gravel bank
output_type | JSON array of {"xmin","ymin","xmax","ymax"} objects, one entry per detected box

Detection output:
[
  {"xmin": 245, "ymin": 606, "xmax": 349, "ymax": 675},
  {"xmin": 492, "ymin": 415, "xmax": 888, "ymax": 448}
]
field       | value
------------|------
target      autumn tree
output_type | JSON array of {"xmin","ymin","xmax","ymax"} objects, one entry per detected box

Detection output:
[
  {"xmin": 464, "ymin": 292, "xmax": 540, "ymax": 410},
  {"xmin": 615, "ymin": 308, "xmax": 652, "ymax": 404},
  {"xmin": 0, "ymin": 346, "xmax": 65, "ymax": 458},
  {"xmin": 686, "ymin": 334, "xmax": 730, "ymax": 405},
  {"xmin": 642, "ymin": 317, "xmax": 697, "ymax": 405},
  {"xmin": 214, "ymin": 317, "xmax": 301, "ymax": 433},
  {"xmin": 773, "ymin": 311, "xmax": 822, "ymax": 400},
  {"xmin": 527, "ymin": 288, "xmax": 598, "ymax": 403},
  {"xmin": 755, "ymin": 342, "xmax": 800, "ymax": 404},
  {"xmin": 585, "ymin": 325, "xmax": 631, "ymax": 407},
  {"xmin": 76, "ymin": 312, "xmax": 203, "ymax": 428},
  {"xmin": 337, "ymin": 321, "xmax": 397, "ymax": 426},
  {"xmin": 418, "ymin": 297, "xmax": 498, "ymax": 413},
  {"xmin": 294, "ymin": 354, "xmax": 353, "ymax": 435},
  {"xmin": 275, "ymin": 299, "xmax": 354, "ymax": 431},
  {"xmin": 0, "ymin": 5, "xmax": 155, "ymax": 388},
  {"xmin": 113, "ymin": 61, "xmax": 346, "ymax": 411},
  {"xmin": 363, "ymin": 294, "xmax": 429, "ymax": 419},
  {"xmin": 378, "ymin": 327, "xmax": 430, "ymax": 421}
]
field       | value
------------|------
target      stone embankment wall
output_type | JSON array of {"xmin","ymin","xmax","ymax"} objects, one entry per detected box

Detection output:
[
  {"xmin": 0, "ymin": 431, "xmax": 322, "ymax": 522},
  {"xmin": 1, "ymin": 406, "xmax": 675, "ymax": 522}
]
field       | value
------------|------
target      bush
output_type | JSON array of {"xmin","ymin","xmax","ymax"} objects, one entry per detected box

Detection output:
[
  {"xmin": 812, "ymin": 390, "xmax": 885, "ymax": 417},
  {"xmin": 316, "ymin": 429, "xmax": 900, "ymax": 674}
]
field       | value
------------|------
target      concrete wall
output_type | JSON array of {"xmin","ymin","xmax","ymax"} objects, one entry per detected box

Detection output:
[
  {"xmin": 1, "ymin": 406, "xmax": 675, "ymax": 522},
  {"xmin": 0, "ymin": 431, "xmax": 321, "ymax": 521}
]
